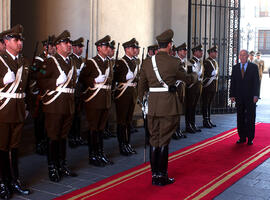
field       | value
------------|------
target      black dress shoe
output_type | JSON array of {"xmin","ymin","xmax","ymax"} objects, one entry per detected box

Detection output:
[
  {"xmin": 172, "ymin": 132, "xmax": 181, "ymax": 140},
  {"xmin": 209, "ymin": 120, "xmax": 216, "ymax": 127},
  {"xmin": 193, "ymin": 124, "xmax": 201, "ymax": 132},
  {"xmin": 203, "ymin": 120, "xmax": 212, "ymax": 128},
  {"xmin": 186, "ymin": 125, "xmax": 196, "ymax": 134},
  {"xmin": 236, "ymin": 139, "xmax": 246, "ymax": 144},
  {"xmin": 126, "ymin": 144, "xmax": 137, "ymax": 154},
  {"xmin": 98, "ymin": 153, "xmax": 114, "ymax": 165},
  {"xmin": 89, "ymin": 154, "xmax": 105, "ymax": 167},
  {"xmin": 247, "ymin": 140, "xmax": 253, "ymax": 145},
  {"xmin": 153, "ymin": 175, "xmax": 175, "ymax": 186},
  {"xmin": 119, "ymin": 144, "xmax": 130, "ymax": 156},
  {"xmin": 11, "ymin": 180, "xmax": 31, "ymax": 195}
]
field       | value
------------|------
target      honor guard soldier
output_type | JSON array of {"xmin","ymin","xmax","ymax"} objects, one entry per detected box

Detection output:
[
  {"xmin": 147, "ymin": 44, "xmax": 158, "ymax": 58},
  {"xmin": 202, "ymin": 46, "xmax": 219, "ymax": 128},
  {"xmin": 185, "ymin": 44, "xmax": 204, "ymax": 133},
  {"xmin": 31, "ymin": 35, "xmax": 55, "ymax": 156},
  {"xmin": 68, "ymin": 37, "xmax": 86, "ymax": 147},
  {"xmin": 79, "ymin": 35, "xmax": 114, "ymax": 167},
  {"xmin": 0, "ymin": 24, "xmax": 31, "ymax": 199},
  {"xmin": 172, "ymin": 42, "xmax": 188, "ymax": 139},
  {"xmin": 114, "ymin": 38, "xmax": 138, "ymax": 156},
  {"xmin": 254, "ymin": 51, "xmax": 264, "ymax": 98},
  {"xmin": 37, "ymin": 30, "xmax": 77, "ymax": 182},
  {"xmin": 103, "ymin": 40, "xmax": 116, "ymax": 138},
  {"xmin": 138, "ymin": 29, "xmax": 197, "ymax": 186}
]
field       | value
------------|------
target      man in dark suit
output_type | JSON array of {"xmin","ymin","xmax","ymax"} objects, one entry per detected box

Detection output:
[{"xmin": 230, "ymin": 49, "xmax": 260, "ymax": 145}]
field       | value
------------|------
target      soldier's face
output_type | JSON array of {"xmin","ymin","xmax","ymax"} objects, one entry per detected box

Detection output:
[
  {"xmin": 249, "ymin": 55, "xmax": 254, "ymax": 61},
  {"xmin": 0, "ymin": 42, "xmax": 6, "ymax": 52},
  {"xmin": 125, "ymin": 47, "xmax": 135, "ymax": 57},
  {"xmin": 256, "ymin": 55, "xmax": 260, "ymax": 59},
  {"xmin": 178, "ymin": 50, "xmax": 187, "ymax": 58},
  {"xmin": 57, "ymin": 41, "xmax": 72, "ymax": 57},
  {"xmin": 210, "ymin": 51, "xmax": 218, "ymax": 59},
  {"xmin": 48, "ymin": 45, "xmax": 56, "ymax": 55},
  {"xmin": 98, "ymin": 45, "xmax": 109, "ymax": 57},
  {"xmin": 194, "ymin": 50, "xmax": 203, "ymax": 58},
  {"xmin": 134, "ymin": 48, "xmax": 140, "ymax": 56},
  {"xmin": 108, "ymin": 48, "xmax": 115, "ymax": 58},
  {"xmin": 5, "ymin": 38, "xmax": 23, "ymax": 55},
  {"xmin": 72, "ymin": 46, "xmax": 83, "ymax": 56}
]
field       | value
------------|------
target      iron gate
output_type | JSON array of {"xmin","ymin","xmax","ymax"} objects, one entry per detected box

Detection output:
[{"xmin": 187, "ymin": 0, "xmax": 240, "ymax": 113}]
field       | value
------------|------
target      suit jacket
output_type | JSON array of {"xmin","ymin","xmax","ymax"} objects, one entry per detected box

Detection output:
[
  {"xmin": 138, "ymin": 51, "xmax": 197, "ymax": 117},
  {"xmin": 229, "ymin": 62, "xmax": 260, "ymax": 100},
  {"xmin": 0, "ymin": 51, "xmax": 30, "ymax": 123},
  {"xmin": 79, "ymin": 55, "xmax": 113, "ymax": 110},
  {"xmin": 37, "ymin": 53, "xmax": 76, "ymax": 114}
]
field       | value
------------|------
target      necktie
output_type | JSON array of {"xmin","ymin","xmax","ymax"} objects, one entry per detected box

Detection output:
[{"xmin": 241, "ymin": 65, "xmax": 245, "ymax": 78}]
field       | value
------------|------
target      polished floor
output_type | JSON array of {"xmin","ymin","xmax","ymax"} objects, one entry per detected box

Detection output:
[{"xmin": 12, "ymin": 74, "xmax": 270, "ymax": 200}]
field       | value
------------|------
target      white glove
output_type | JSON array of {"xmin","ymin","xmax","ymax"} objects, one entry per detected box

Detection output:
[
  {"xmin": 56, "ymin": 72, "xmax": 67, "ymax": 86},
  {"xmin": 95, "ymin": 75, "xmax": 106, "ymax": 83},
  {"xmin": 3, "ymin": 71, "xmax": 15, "ymax": 85},
  {"xmin": 76, "ymin": 69, "xmax": 81, "ymax": 77},
  {"xmin": 211, "ymin": 70, "xmax": 217, "ymax": 76},
  {"xmin": 126, "ymin": 71, "xmax": 134, "ymax": 80}
]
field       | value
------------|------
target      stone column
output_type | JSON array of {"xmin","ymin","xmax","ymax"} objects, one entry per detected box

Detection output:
[
  {"xmin": 0, "ymin": 0, "xmax": 10, "ymax": 31},
  {"xmin": 89, "ymin": 0, "xmax": 100, "ymax": 58}
]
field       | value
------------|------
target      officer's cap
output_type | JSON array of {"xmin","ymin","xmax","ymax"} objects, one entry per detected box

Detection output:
[
  {"xmin": 207, "ymin": 46, "xmax": 218, "ymax": 54},
  {"xmin": 192, "ymin": 44, "xmax": 203, "ymax": 52},
  {"xmin": 42, "ymin": 35, "xmax": 56, "ymax": 46},
  {"xmin": 249, "ymin": 51, "xmax": 255, "ymax": 56},
  {"xmin": 54, "ymin": 30, "xmax": 71, "ymax": 45},
  {"xmin": 3, "ymin": 24, "xmax": 24, "ymax": 41},
  {"xmin": 156, "ymin": 29, "xmax": 174, "ymax": 43},
  {"xmin": 134, "ymin": 40, "xmax": 140, "ymax": 49},
  {"xmin": 148, "ymin": 44, "xmax": 158, "ymax": 51},
  {"xmin": 95, "ymin": 35, "xmax": 111, "ymax": 47},
  {"xmin": 109, "ymin": 40, "xmax": 115, "ymax": 49},
  {"xmin": 122, "ymin": 38, "xmax": 137, "ymax": 48},
  {"xmin": 72, "ymin": 37, "xmax": 84, "ymax": 47},
  {"xmin": 176, "ymin": 43, "xmax": 187, "ymax": 51}
]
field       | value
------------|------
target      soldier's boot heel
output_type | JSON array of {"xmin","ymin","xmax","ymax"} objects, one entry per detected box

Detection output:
[{"xmin": 203, "ymin": 119, "xmax": 212, "ymax": 128}]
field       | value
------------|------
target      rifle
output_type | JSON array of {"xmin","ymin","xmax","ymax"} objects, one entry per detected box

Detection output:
[
  {"xmin": 115, "ymin": 43, "xmax": 120, "ymax": 62},
  {"xmin": 85, "ymin": 39, "xmax": 89, "ymax": 60},
  {"xmin": 111, "ymin": 43, "xmax": 120, "ymax": 93}
]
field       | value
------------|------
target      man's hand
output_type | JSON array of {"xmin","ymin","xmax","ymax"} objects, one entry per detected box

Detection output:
[
  {"xmin": 230, "ymin": 97, "xmax": 235, "ymax": 103},
  {"xmin": 253, "ymin": 96, "xmax": 259, "ymax": 103}
]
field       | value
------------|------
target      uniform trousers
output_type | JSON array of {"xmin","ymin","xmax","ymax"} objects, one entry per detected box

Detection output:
[
  {"xmin": 45, "ymin": 113, "xmax": 73, "ymax": 140},
  {"xmin": 0, "ymin": 123, "xmax": 24, "ymax": 151},
  {"xmin": 86, "ymin": 108, "xmax": 109, "ymax": 131},
  {"xmin": 148, "ymin": 115, "xmax": 179, "ymax": 147}
]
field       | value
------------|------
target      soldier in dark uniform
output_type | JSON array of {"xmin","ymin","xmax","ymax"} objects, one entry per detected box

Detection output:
[
  {"xmin": 202, "ymin": 46, "xmax": 219, "ymax": 128},
  {"xmin": 38, "ymin": 30, "xmax": 77, "ymax": 182},
  {"xmin": 172, "ymin": 43, "xmax": 188, "ymax": 139},
  {"xmin": 114, "ymin": 38, "xmax": 138, "ymax": 156},
  {"xmin": 68, "ymin": 37, "xmax": 86, "ymax": 147},
  {"xmin": 147, "ymin": 44, "xmax": 158, "ymax": 58},
  {"xmin": 0, "ymin": 24, "xmax": 31, "ymax": 199},
  {"xmin": 248, "ymin": 51, "xmax": 255, "ymax": 63},
  {"xmin": 79, "ymin": 35, "xmax": 114, "ymax": 167},
  {"xmin": 103, "ymin": 40, "xmax": 116, "ymax": 139},
  {"xmin": 138, "ymin": 29, "xmax": 197, "ymax": 186},
  {"xmin": 254, "ymin": 51, "xmax": 264, "ymax": 98},
  {"xmin": 185, "ymin": 44, "xmax": 204, "ymax": 133},
  {"xmin": 31, "ymin": 35, "xmax": 55, "ymax": 155}
]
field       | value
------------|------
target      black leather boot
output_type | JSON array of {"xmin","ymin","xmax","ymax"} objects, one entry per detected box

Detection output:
[
  {"xmin": 0, "ymin": 151, "xmax": 11, "ymax": 199},
  {"xmin": 47, "ymin": 140, "xmax": 60, "ymax": 182},
  {"xmin": 125, "ymin": 125, "xmax": 136, "ymax": 154},
  {"xmin": 208, "ymin": 107, "xmax": 216, "ymax": 127},
  {"xmin": 150, "ymin": 146, "xmax": 160, "ymax": 185},
  {"xmin": 88, "ymin": 131, "xmax": 105, "ymax": 167},
  {"xmin": 186, "ymin": 123, "xmax": 196, "ymax": 133},
  {"xmin": 9, "ymin": 149, "xmax": 31, "ymax": 195},
  {"xmin": 97, "ymin": 131, "xmax": 113, "ymax": 165},
  {"xmin": 156, "ymin": 146, "xmax": 174, "ymax": 186},
  {"xmin": 59, "ymin": 139, "xmax": 77, "ymax": 177},
  {"xmin": 117, "ymin": 125, "xmax": 129, "ymax": 156}
]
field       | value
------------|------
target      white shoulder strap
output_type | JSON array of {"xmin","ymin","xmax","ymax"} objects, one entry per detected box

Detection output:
[
  {"xmin": 50, "ymin": 56, "xmax": 64, "ymax": 74},
  {"xmin": 90, "ymin": 58, "xmax": 102, "ymax": 75},
  {"xmin": 151, "ymin": 55, "xmax": 168, "ymax": 88},
  {"xmin": 35, "ymin": 56, "xmax": 44, "ymax": 62},
  {"xmin": 0, "ymin": 56, "xmax": 12, "ymax": 72}
]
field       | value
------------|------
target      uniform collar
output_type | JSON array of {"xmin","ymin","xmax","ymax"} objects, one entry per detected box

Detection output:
[
  {"xmin": 98, "ymin": 54, "xmax": 107, "ymax": 62},
  {"xmin": 58, "ymin": 53, "xmax": 69, "ymax": 62},
  {"xmin": 73, "ymin": 53, "xmax": 81, "ymax": 59},
  {"xmin": 125, "ymin": 55, "xmax": 134, "ymax": 60},
  {"xmin": 6, "ymin": 50, "xmax": 19, "ymax": 60}
]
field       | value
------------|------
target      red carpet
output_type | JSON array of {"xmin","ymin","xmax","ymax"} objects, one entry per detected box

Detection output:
[{"xmin": 55, "ymin": 123, "xmax": 270, "ymax": 200}]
